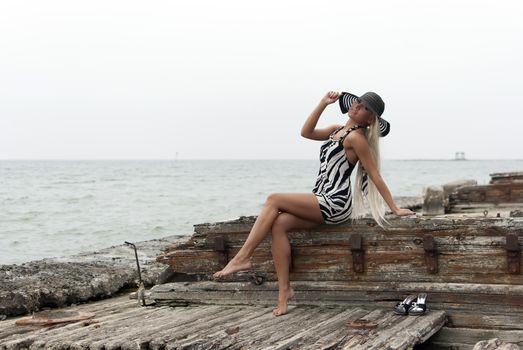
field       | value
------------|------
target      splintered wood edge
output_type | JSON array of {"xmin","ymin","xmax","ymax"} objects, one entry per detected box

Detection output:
[{"xmin": 15, "ymin": 312, "xmax": 96, "ymax": 326}]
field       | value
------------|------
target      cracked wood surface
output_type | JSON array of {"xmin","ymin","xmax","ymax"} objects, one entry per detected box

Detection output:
[
  {"xmin": 157, "ymin": 216, "xmax": 523, "ymax": 285},
  {"xmin": 0, "ymin": 294, "xmax": 446, "ymax": 350},
  {"xmin": 154, "ymin": 214, "xmax": 522, "ymax": 332}
]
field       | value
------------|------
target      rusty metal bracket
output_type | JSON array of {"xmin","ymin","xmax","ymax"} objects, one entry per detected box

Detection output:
[
  {"xmin": 250, "ymin": 274, "xmax": 265, "ymax": 285},
  {"xmin": 423, "ymin": 234, "xmax": 438, "ymax": 274},
  {"xmin": 350, "ymin": 234, "xmax": 364, "ymax": 273},
  {"xmin": 213, "ymin": 236, "xmax": 228, "ymax": 268},
  {"xmin": 506, "ymin": 234, "xmax": 521, "ymax": 274},
  {"xmin": 124, "ymin": 241, "xmax": 142, "ymax": 285}
]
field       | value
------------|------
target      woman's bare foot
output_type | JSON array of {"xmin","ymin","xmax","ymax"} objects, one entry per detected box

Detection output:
[
  {"xmin": 213, "ymin": 256, "xmax": 252, "ymax": 279},
  {"xmin": 272, "ymin": 287, "xmax": 295, "ymax": 316}
]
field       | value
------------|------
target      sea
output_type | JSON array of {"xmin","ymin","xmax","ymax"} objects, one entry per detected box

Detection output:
[{"xmin": 1, "ymin": 159, "xmax": 522, "ymax": 265}]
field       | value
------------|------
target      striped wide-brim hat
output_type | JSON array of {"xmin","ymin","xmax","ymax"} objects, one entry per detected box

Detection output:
[{"xmin": 338, "ymin": 91, "xmax": 390, "ymax": 137}]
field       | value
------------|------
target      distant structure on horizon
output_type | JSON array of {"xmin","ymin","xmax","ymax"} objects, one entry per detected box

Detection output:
[
  {"xmin": 454, "ymin": 152, "xmax": 466, "ymax": 160},
  {"xmin": 170, "ymin": 152, "xmax": 179, "ymax": 167}
]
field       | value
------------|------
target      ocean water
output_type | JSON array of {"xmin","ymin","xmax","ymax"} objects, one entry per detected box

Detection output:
[{"xmin": 1, "ymin": 159, "xmax": 522, "ymax": 265}]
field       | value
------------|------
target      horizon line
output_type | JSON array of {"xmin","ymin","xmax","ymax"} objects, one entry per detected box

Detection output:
[{"xmin": 1, "ymin": 158, "xmax": 522, "ymax": 161}]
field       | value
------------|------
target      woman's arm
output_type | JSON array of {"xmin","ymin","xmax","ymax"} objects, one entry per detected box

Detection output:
[
  {"xmin": 301, "ymin": 91, "xmax": 342, "ymax": 141},
  {"xmin": 349, "ymin": 133, "xmax": 415, "ymax": 216}
]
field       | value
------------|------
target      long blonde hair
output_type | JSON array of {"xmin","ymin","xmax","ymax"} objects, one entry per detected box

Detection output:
[{"xmin": 351, "ymin": 118, "xmax": 388, "ymax": 227}]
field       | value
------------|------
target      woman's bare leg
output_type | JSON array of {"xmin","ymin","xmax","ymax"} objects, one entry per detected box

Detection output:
[
  {"xmin": 213, "ymin": 193, "xmax": 324, "ymax": 279},
  {"xmin": 271, "ymin": 212, "xmax": 321, "ymax": 316}
]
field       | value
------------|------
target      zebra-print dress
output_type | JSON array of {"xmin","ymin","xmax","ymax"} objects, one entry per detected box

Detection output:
[{"xmin": 312, "ymin": 125, "xmax": 366, "ymax": 224}]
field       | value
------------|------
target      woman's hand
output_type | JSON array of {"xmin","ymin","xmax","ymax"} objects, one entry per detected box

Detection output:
[
  {"xmin": 393, "ymin": 208, "xmax": 417, "ymax": 216},
  {"xmin": 321, "ymin": 91, "xmax": 341, "ymax": 105}
]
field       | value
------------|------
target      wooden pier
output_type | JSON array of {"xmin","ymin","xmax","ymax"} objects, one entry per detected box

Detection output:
[
  {"xmin": 0, "ymin": 293, "xmax": 446, "ymax": 349},
  {"xmin": 152, "ymin": 211, "xmax": 523, "ymax": 349}
]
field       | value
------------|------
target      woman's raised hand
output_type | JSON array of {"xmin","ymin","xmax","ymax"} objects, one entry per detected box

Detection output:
[{"xmin": 322, "ymin": 91, "xmax": 341, "ymax": 105}]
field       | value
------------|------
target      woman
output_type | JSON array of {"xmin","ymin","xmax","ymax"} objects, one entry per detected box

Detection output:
[{"xmin": 213, "ymin": 90, "xmax": 415, "ymax": 316}]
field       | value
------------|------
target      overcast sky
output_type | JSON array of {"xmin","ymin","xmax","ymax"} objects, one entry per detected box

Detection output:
[{"xmin": 1, "ymin": 0, "xmax": 522, "ymax": 160}]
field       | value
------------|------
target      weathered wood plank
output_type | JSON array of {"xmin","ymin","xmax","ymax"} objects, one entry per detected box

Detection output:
[
  {"xmin": 168, "ymin": 306, "xmax": 295, "ymax": 349},
  {"xmin": 158, "ymin": 244, "xmax": 523, "ymax": 284},
  {"xmin": 0, "ymin": 301, "xmax": 141, "ymax": 348},
  {"xmin": 46, "ymin": 306, "xmax": 169, "ymax": 346},
  {"xmin": 109, "ymin": 307, "xmax": 243, "ymax": 349},
  {"xmin": 262, "ymin": 308, "xmax": 369, "ymax": 350},
  {"xmin": 166, "ymin": 307, "xmax": 272, "ymax": 350},
  {"xmin": 0, "ymin": 300, "xmax": 221, "ymax": 350},
  {"xmin": 152, "ymin": 281, "xmax": 523, "ymax": 296},
  {"xmin": 157, "ymin": 215, "xmax": 523, "ymax": 288},
  {"xmin": 425, "ymin": 327, "xmax": 523, "ymax": 348},
  {"xmin": 261, "ymin": 310, "xmax": 341, "ymax": 347},
  {"xmin": 0, "ymin": 290, "xmax": 446, "ymax": 350},
  {"xmin": 227, "ymin": 307, "xmax": 324, "ymax": 349},
  {"xmin": 160, "ymin": 235, "xmax": 518, "ymax": 256},
  {"xmin": 351, "ymin": 310, "xmax": 446, "ymax": 350},
  {"xmin": 177, "ymin": 230, "xmax": 522, "ymax": 254},
  {"xmin": 449, "ymin": 183, "xmax": 523, "ymax": 204},
  {"xmin": 147, "ymin": 306, "xmax": 278, "ymax": 349},
  {"xmin": 304, "ymin": 309, "xmax": 394, "ymax": 350},
  {"xmin": 83, "ymin": 306, "xmax": 207, "ymax": 350},
  {"xmin": 117, "ymin": 308, "xmax": 251, "ymax": 350},
  {"xmin": 151, "ymin": 281, "xmax": 522, "ymax": 331},
  {"xmin": 152, "ymin": 281, "xmax": 523, "ymax": 305},
  {"xmin": 490, "ymin": 172, "xmax": 523, "ymax": 185},
  {"xmin": 178, "ymin": 216, "xmax": 521, "ymax": 242},
  {"xmin": 346, "ymin": 313, "xmax": 433, "ymax": 350},
  {"xmin": 341, "ymin": 309, "xmax": 406, "ymax": 349}
]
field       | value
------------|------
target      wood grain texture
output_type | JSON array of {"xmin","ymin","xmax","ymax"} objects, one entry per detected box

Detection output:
[
  {"xmin": 0, "ymin": 294, "xmax": 446, "ymax": 350},
  {"xmin": 154, "ymin": 215, "xmax": 522, "ymax": 333}
]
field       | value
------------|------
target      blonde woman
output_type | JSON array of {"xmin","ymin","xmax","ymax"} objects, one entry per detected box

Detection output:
[{"xmin": 213, "ymin": 90, "xmax": 415, "ymax": 316}]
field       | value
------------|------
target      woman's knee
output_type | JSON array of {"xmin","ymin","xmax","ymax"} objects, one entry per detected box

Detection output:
[
  {"xmin": 265, "ymin": 192, "xmax": 280, "ymax": 208},
  {"xmin": 271, "ymin": 212, "xmax": 291, "ymax": 235}
]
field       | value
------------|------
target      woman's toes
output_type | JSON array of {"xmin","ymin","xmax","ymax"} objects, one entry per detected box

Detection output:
[
  {"xmin": 212, "ymin": 258, "xmax": 251, "ymax": 280},
  {"xmin": 276, "ymin": 308, "xmax": 286, "ymax": 316},
  {"xmin": 272, "ymin": 305, "xmax": 288, "ymax": 316}
]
